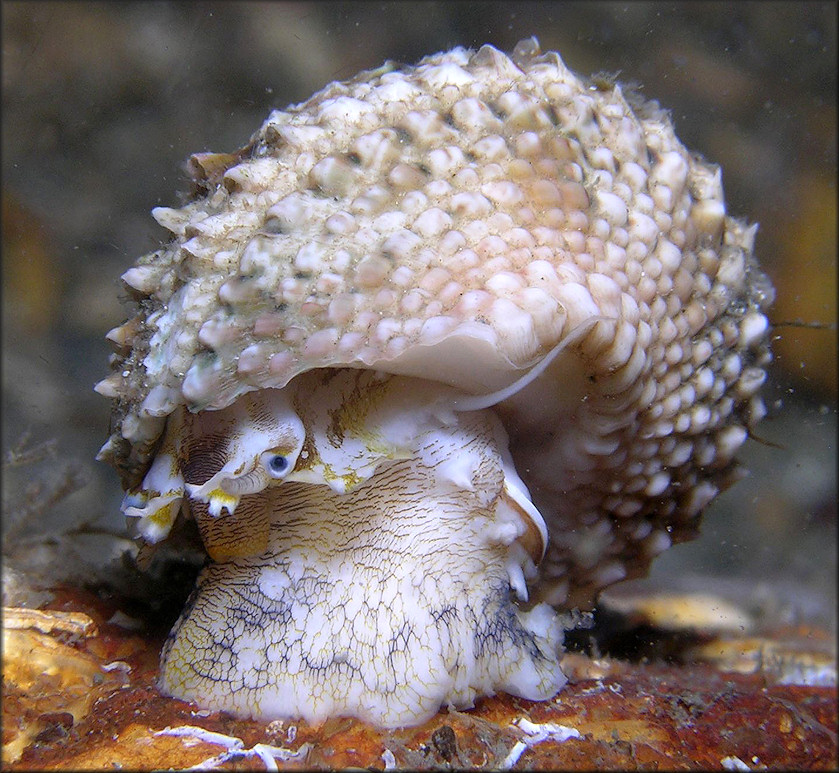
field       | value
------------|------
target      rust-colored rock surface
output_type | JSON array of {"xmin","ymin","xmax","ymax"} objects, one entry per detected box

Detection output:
[{"xmin": 4, "ymin": 585, "xmax": 835, "ymax": 771}]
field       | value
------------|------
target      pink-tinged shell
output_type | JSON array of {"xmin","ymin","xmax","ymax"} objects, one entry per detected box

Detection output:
[{"xmin": 97, "ymin": 39, "xmax": 773, "ymax": 607}]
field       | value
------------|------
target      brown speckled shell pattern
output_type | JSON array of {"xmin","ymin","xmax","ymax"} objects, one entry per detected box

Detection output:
[{"xmin": 98, "ymin": 40, "xmax": 773, "ymax": 606}]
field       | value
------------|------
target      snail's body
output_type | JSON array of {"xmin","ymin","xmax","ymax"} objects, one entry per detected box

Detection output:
[
  {"xmin": 137, "ymin": 368, "xmax": 560, "ymax": 726},
  {"xmin": 160, "ymin": 385, "xmax": 563, "ymax": 727}
]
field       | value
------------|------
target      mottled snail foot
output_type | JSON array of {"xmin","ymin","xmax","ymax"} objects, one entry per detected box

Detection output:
[{"xmin": 158, "ymin": 410, "xmax": 565, "ymax": 728}]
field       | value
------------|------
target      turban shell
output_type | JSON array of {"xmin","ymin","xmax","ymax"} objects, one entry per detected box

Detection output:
[{"xmin": 97, "ymin": 38, "xmax": 774, "ymax": 727}]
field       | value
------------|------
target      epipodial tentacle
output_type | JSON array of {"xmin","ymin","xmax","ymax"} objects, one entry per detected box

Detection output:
[{"xmin": 121, "ymin": 413, "xmax": 185, "ymax": 543}]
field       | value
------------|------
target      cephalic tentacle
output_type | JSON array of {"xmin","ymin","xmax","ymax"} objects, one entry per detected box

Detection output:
[
  {"xmin": 124, "ymin": 390, "xmax": 305, "ymax": 537},
  {"xmin": 180, "ymin": 390, "xmax": 304, "ymax": 515}
]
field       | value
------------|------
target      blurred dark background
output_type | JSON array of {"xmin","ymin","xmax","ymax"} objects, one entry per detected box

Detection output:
[{"xmin": 2, "ymin": 2, "xmax": 836, "ymax": 626}]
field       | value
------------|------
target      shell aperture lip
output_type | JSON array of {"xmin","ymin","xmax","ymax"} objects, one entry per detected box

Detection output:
[{"xmin": 448, "ymin": 315, "xmax": 607, "ymax": 413}]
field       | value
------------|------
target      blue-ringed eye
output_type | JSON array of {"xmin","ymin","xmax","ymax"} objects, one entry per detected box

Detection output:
[{"xmin": 266, "ymin": 454, "xmax": 288, "ymax": 476}]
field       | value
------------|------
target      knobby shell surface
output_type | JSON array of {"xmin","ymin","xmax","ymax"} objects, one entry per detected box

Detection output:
[{"xmin": 97, "ymin": 38, "xmax": 774, "ymax": 725}]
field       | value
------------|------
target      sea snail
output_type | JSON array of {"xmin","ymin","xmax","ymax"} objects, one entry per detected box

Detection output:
[{"xmin": 97, "ymin": 39, "xmax": 774, "ymax": 727}]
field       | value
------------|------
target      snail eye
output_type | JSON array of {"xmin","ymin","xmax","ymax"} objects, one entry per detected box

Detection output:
[{"xmin": 262, "ymin": 452, "xmax": 290, "ymax": 478}]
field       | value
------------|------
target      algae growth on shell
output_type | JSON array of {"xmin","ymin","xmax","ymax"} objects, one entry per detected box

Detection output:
[{"xmin": 97, "ymin": 38, "xmax": 774, "ymax": 726}]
